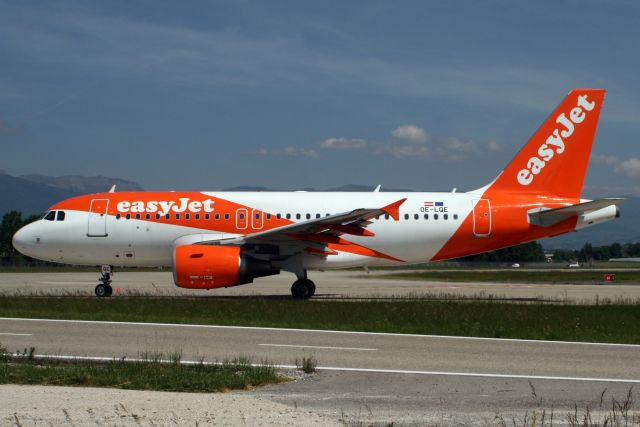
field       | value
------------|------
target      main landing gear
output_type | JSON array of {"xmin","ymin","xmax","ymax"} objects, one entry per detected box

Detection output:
[
  {"xmin": 291, "ymin": 277, "xmax": 316, "ymax": 299},
  {"xmin": 95, "ymin": 265, "xmax": 113, "ymax": 297}
]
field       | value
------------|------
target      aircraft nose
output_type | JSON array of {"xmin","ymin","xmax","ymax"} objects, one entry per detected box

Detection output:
[{"xmin": 12, "ymin": 224, "xmax": 36, "ymax": 254}]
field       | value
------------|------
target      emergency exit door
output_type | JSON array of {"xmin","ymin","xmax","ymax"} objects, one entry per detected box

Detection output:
[
  {"xmin": 87, "ymin": 199, "xmax": 109, "ymax": 237},
  {"xmin": 472, "ymin": 199, "xmax": 491, "ymax": 237}
]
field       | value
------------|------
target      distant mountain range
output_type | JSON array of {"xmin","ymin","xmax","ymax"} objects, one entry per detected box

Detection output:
[
  {"xmin": 0, "ymin": 171, "xmax": 637, "ymax": 248},
  {"xmin": 221, "ymin": 184, "xmax": 413, "ymax": 192},
  {"xmin": 0, "ymin": 171, "xmax": 143, "ymax": 217}
]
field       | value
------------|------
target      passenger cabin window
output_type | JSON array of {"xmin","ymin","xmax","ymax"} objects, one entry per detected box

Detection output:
[
  {"xmin": 385, "ymin": 214, "xmax": 390, "ymax": 220},
  {"xmin": 215, "ymin": 213, "xmax": 220, "ymax": 220},
  {"xmin": 44, "ymin": 211, "xmax": 56, "ymax": 221},
  {"xmin": 266, "ymin": 213, "xmax": 272, "ymax": 220},
  {"xmin": 296, "ymin": 214, "xmax": 301, "ymax": 220},
  {"xmin": 414, "ymin": 214, "xmax": 419, "ymax": 220},
  {"xmin": 155, "ymin": 213, "xmax": 161, "ymax": 220},
  {"xmin": 126, "ymin": 214, "xmax": 131, "ymax": 220},
  {"xmin": 56, "ymin": 211, "xmax": 66, "ymax": 221},
  {"xmin": 135, "ymin": 214, "xmax": 141, "ymax": 220},
  {"xmin": 434, "ymin": 214, "xmax": 439, "ymax": 220},
  {"xmin": 195, "ymin": 214, "xmax": 200, "ymax": 220},
  {"xmin": 404, "ymin": 214, "xmax": 409, "ymax": 220},
  {"xmin": 444, "ymin": 214, "xmax": 448, "ymax": 220},
  {"xmin": 453, "ymin": 214, "xmax": 458, "ymax": 220},
  {"xmin": 116, "ymin": 214, "xmax": 121, "ymax": 220},
  {"xmin": 205, "ymin": 214, "xmax": 210, "ymax": 220},
  {"xmin": 224, "ymin": 213, "xmax": 230, "ymax": 220},
  {"xmin": 316, "ymin": 213, "xmax": 321, "ymax": 219},
  {"xmin": 286, "ymin": 214, "xmax": 291, "ymax": 219},
  {"xmin": 276, "ymin": 213, "xmax": 281, "ymax": 219},
  {"xmin": 146, "ymin": 213, "xmax": 151, "ymax": 220},
  {"xmin": 424, "ymin": 214, "xmax": 429, "ymax": 220},
  {"xmin": 185, "ymin": 213, "xmax": 191, "ymax": 220}
]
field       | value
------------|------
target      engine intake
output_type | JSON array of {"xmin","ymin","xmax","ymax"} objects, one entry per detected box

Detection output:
[{"xmin": 173, "ymin": 245, "xmax": 278, "ymax": 289}]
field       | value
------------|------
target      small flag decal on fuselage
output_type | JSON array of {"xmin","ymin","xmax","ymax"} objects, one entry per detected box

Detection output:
[{"xmin": 424, "ymin": 201, "xmax": 444, "ymax": 207}]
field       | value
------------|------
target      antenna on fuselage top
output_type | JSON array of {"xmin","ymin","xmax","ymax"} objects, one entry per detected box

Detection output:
[
  {"xmin": 108, "ymin": 185, "xmax": 117, "ymax": 193},
  {"xmin": 373, "ymin": 185, "xmax": 381, "ymax": 192}
]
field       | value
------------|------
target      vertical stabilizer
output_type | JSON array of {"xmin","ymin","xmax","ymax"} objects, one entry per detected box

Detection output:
[{"xmin": 487, "ymin": 89, "xmax": 605, "ymax": 199}]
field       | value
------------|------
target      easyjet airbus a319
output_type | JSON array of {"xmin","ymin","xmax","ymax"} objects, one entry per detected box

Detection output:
[{"xmin": 13, "ymin": 89, "xmax": 623, "ymax": 298}]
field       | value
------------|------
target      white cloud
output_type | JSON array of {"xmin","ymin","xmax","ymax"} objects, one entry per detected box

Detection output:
[
  {"xmin": 486, "ymin": 139, "xmax": 501, "ymax": 152},
  {"xmin": 383, "ymin": 125, "xmax": 431, "ymax": 158},
  {"xmin": 592, "ymin": 154, "xmax": 619, "ymax": 166},
  {"xmin": 391, "ymin": 125, "xmax": 429, "ymax": 144},
  {"xmin": 445, "ymin": 138, "xmax": 476, "ymax": 153},
  {"xmin": 320, "ymin": 137, "xmax": 367, "ymax": 149},
  {"xmin": 614, "ymin": 158, "xmax": 640, "ymax": 177},
  {"xmin": 254, "ymin": 148, "xmax": 269, "ymax": 156},
  {"xmin": 283, "ymin": 147, "xmax": 318, "ymax": 158},
  {"xmin": 386, "ymin": 143, "xmax": 429, "ymax": 158}
]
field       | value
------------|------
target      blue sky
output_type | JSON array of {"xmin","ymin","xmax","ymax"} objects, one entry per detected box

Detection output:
[{"xmin": 0, "ymin": 1, "xmax": 639, "ymax": 196}]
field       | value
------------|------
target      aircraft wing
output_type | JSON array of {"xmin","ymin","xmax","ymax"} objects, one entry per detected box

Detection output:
[
  {"xmin": 528, "ymin": 198, "xmax": 624, "ymax": 227},
  {"xmin": 197, "ymin": 198, "xmax": 407, "ymax": 247}
]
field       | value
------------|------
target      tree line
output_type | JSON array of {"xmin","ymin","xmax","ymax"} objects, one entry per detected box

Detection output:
[{"xmin": 0, "ymin": 211, "xmax": 41, "ymax": 266}]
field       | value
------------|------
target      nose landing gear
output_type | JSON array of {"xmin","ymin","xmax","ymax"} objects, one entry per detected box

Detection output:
[{"xmin": 95, "ymin": 265, "xmax": 113, "ymax": 297}]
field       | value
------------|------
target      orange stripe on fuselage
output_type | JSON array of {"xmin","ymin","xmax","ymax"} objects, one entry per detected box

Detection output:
[
  {"xmin": 51, "ymin": 192, "xmax": 290, "ymax": 235},
  {"xmin": 431, "ymin": 193, "xmax": 578, "ymax": 261},
  {"xmin": 51, "ymin": 192, "xmax": 404, "ymax": 262}
]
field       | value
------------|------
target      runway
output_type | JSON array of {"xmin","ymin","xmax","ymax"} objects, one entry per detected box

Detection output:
[
  {"xmin": 2, "ymin": 316, "xmax": 640, "ymax": 424},
  {"xmin": 1, "ymin": 269, "xmax": 639, "ymax": 302},
  {"xmin": 1, "ymin": 317, "xmax": 639, "ymax": 382}
]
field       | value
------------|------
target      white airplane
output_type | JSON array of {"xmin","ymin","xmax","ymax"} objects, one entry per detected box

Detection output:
[{"xmin": 13, "ymin": 89, "xmax": 622, "ymax": 298}]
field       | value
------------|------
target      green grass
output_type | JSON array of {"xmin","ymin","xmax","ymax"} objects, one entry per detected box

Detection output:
[
  {"xmin": 0, "ymin": 354, "xmax": 282, "ymax": 392},
  {"xmin": 1, "ymin": 296, "xmax": 640, "ymax": 343},
  {"xmin": 379, "ymin": 269, "xmax": 640, "ymax": 283}
]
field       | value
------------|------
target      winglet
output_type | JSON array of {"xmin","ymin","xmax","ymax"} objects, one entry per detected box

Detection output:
[{"xmin": 381, "ymin": 198, "xmax": 407, "ymax": 221}]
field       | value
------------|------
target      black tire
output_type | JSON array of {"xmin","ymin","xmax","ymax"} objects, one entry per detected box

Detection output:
[
  {"xmin": 95, "ymin": 284, "xmax": 108, "ymax": 297},
  {"xmin": 291, "ymin": 279, "xmax": 314, "ymax": 299},
  {"xmin": 308, "ymin": 281, "xmax": 316, "ymax": 297},
  {"xmin": 104, "ymin": 285, "xmax": 113, "ymax": 297}
]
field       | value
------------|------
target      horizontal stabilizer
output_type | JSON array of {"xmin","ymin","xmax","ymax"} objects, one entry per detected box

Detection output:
[{"xmin": 528, "ymin": 198, "xmax": 624, "ymax": 227}]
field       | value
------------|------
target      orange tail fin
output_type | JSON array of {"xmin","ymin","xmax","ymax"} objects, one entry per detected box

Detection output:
[{"xmin": 487, "ymin": 89, "xmax": 605, "ymax": 199}]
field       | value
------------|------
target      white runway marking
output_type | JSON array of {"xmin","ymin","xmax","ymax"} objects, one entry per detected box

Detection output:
[
  {"xmin": 19, "ymin": 354, "xmax": 640, "ymax": 384},
  {"xmin": 259, "ymin": 344, "xmax": 376, "ymax": 351},
  {"xmin": 0, "ymin": 333, "xmax": 32, "ymax": 336},
  {"xmin": 2, "ymin": 317, "xmax": 639, "ymax": 349}
]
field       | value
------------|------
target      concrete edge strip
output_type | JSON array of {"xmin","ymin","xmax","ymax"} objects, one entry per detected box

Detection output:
[
  {"xmin": 13, "ymin": 354, "xmax": 640, "ymax": 384},
  {"xmin": 1, "ymin": 316, "xmax": 639, "ymax": 348}
]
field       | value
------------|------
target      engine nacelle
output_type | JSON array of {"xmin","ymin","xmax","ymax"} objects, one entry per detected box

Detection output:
[{"xmin": 173, "ymin": 245, "xmax": 278, "ymax": 289}]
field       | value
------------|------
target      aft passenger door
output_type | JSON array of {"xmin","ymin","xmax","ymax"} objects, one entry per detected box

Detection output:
[
  {"xmin": 87, "ymin": 199, "xmax": 109, "ymax": 237},
  {"xmin": 472, "ymin": 199, "xmax": 491, "ymax": 237}
]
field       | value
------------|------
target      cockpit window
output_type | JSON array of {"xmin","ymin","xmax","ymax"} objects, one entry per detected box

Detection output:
[
  {"xmin": 56, "ymin": 211, "xmax": 66, "ymax": 221},
  {"xmin": 44, "ymin": 211, "xmax": 56, "ymax": 221}
]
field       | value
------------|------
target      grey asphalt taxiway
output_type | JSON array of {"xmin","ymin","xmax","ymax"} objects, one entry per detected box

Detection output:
[{"xmin": 1, "ymin": 317, "xmax": 640, "ymax": 424}]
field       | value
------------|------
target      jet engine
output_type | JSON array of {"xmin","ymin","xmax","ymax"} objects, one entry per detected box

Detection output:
[{"xmin": 173, "ymin": 245, "xmax": 278, "ymax": 289}]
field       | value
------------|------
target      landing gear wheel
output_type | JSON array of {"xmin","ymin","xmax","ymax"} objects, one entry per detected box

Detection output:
[
  {"xmin": 291, "ymin": 279, "xmax": 315, "ymax": 299},
  {"xmin": 95, "ymin": 265, "xmax": 114, "ymax": 297},
  {"xmin": 308, "ymin": 282, "xmax": 316, "ymax": 297},
  {"xmin": 95, "ymin": 283, "xmax": 112, "ymax": 297}
]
